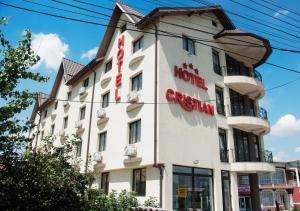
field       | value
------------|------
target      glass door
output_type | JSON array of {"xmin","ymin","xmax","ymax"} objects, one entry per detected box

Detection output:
[{"xmin": 239, "ymin": 196, "xmax": 252, "ymax": 211}]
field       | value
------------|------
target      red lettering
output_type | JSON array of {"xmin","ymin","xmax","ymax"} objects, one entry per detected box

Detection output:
[
  {"xmin": 118, "ymin": 35, "xmax": 124, "ymax": 48},
  {"xmin": 182, "ymin": 71, "xmax": 190, "ymax": 82},
  {"xmin": 115, "ymin": 73, "xmax": 122, "ymax": 87},
  {"xmin": 165, "ymin": 89, "xmax": 175, "ymax": 101},
  {"xmin": 117, "ymin": 48, "xmax": 124, "ymax": 61},
  {"xmin": 174, "ymin": 66, "xmax": 183, "ymax": 79},
  {"xmin": 115, "ymin": 89, "xmax": 121, "ymax": 101}
]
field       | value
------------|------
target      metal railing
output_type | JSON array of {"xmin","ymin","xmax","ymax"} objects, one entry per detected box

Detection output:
[
  {"xmin": 222, "ymin": 66, "xmax": 263, "ymax": 82},
  {"xmin": 226, "ymin": 104, "xmax": 268, "ymax": 121},
  {"xmin": 230, "ymin": 149, "xmax": 273, "ymax": 163},
  {"xmin": 259, "ymin": 107, "xmax": 268, "ymax": 121}
]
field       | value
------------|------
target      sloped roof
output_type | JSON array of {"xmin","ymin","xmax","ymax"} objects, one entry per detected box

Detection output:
[
  {"xmin": 62, "ymin": 58, "xmax": 85, "ymax": 82},
  {"xmin": 118, "ymin": 3, "xmax": 144, "ymax": 23}
]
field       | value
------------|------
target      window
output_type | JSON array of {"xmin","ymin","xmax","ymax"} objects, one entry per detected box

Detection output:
[
  {"xmin": 173, "ymin": 165, "xmax": 214, "ymax": 211},
  {"xmin": 219, "ymin": 129, "xmax": 228, "ymax": 162},
  {"xmin": 98, "ymin": 132, "xmax": 107, "ymax": 152},
  {"xmin": 131, "ymin": 73, "xmax": 142, "ymax": 91},
  {"xmin": 275, "ymin": 190, "xmax": 289, "ymax": 205},
  {"xmin": 225, "ymin": 54, "xmax": 251, "ymax": 76},
  {"xmin": 51, "ymin": 124, "xmax": 55, "ymax": 135},
  {"xmin": 63, "ymin": 116, "xmax": 68, "ymax": 129},
  {"xmin": 261, "ymin": 191, "xmax": 274, "ymax": 206},
  {"xmin": 212, "ymin": 20, "xmax": 217, "ymax": 27},
  {"xmin": 233, "ymin": 129, "xmax": 250, "ymax": 162},
  {"xmin": 105, "ymin": 60, "xmax": 112, "ymax": 73},
  {"xmin": 182, "ymin": 35, "xmax": 195, "ymax": 55},
  {"xmin": 212, "ymin": 50, "xmax": 221, "ymax": 75},
  {"xmin": 54, "ymin": 101, "xmax": 58, "ymax": 110},
  {"xmin": 120, "ymin": 24, "xmax": 127, "ymax": 33},
  {"xmin": 41, "ymin": 130, "xmax": 44, "ymax": 140},
  {"xmin": 76, "ymin": 140, "xmax": 82, "ymax": 157},
  {"xmin": 102, "ymin": 92, "xmax": 110, "ymax": 108},
  {"xmin": 83, "ymin": 77, "xmax": 89, "ymax": 88},
  {"xmin": 129, "ymin": 120, "xmax": 141, "ymax": 144},
  {"xmin": 221, "ymin": 171, "xmax": 232, "ymax": 211},
  {"xmin": 132, "ymin": 168, "xmax": 146, "ymax": 196},
  {"xmin": 259, "ymin": 174, "xmax": 272, "ymax": 185},
  {"xmin": 273, "ymin": 168, "xmax": 286, "ymax": 185},
  {"xmin": 44, "ymin": 110, "xmax": 48, "ymax": 118},
  {"xmin": 101, "ymin": 172, "xmax": 109, "ymax": 194},
  {"xmin": 216, "ymin": 86, "xmax": 225, "ymax": 115},
  {"xmin": 80, "ymin": 106, "xmax": 86, "ymax": 120},
  {"xmin": 67, "ymin": 91, "xmax": 72, "ymax": 100},
  {"xmin": 230, "ymin": 89, "xmax": 256, "ymax": 117},
  {"xmin": 133, "ymin": 36, "xmax": 144, "ymax": 53}
]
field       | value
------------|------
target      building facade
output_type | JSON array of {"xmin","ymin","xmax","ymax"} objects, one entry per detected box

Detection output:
[
  {"xmin": 30, "ymin": 3, "xmax": 276, "ymax": 211},
  {"xmin": 260, "ymin": 161, "xmax": 300, "ymax": 211}
]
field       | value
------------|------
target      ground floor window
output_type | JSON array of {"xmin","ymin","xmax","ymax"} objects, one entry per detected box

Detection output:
[
  {"xmin": 101, "ymin": 172, "xmax": 109, "ymax": 194},
  {"xmin": 132, "ymin": 168, "xmax": 146, "ymax": 196},
  {"xmin": 261, "ymin": 190, "xmax": 274, "ymax": 207},
  {"xmin": 173, "ymin": 165, "xmax": 214, "ymax": 211},
  {"xmin": 222, "ymin": 171, "xmax": 232, "ymax": 211}
]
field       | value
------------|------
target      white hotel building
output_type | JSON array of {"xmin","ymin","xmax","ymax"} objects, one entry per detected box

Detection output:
[{"xmin": 30, "ymin": 3, "xmax": 276, "ymax": 211}]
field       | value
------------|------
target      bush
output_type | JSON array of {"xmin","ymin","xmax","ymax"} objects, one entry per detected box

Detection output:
[{"xmin": 143, "ymin": 197, "xmax": 160, "ymax": 208}]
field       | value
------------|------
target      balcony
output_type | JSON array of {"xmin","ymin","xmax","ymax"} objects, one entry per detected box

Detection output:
[
  {"xmin": 231, "ymin": 150, "xmax": 275, "ymax": 173},
  {"xmin": 227, "ymin": 106, "xmax": 270, "ymax": 135},
  {"xmin": 223, "ymin": 66, "xmax": 264, "ymax": 99}
]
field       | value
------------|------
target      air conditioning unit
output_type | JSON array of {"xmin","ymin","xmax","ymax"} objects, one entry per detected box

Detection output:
[
  {"xmin": 124, "ymin": 144, "xmax": 137, "ymax": 157},
  {"xmin": 75, "ymin": 120, "xmax": 82, "ymax": 129},
  {"xmin": 97, "ymin": 109, "xmax": 106, "ymax": 118},
  {"xmin": 58, "ymin": 129, "xmax": 65, "ymax": 136},
  {"xmin": 79, "ymin": 87, "xmax": 86, "ymax": 95},
  {"xmin": 93, "ymin": 151, "xmax": 102, "ymax": 162},
  {"xmin": 127, "ymin": 91, "xmax": 139, "ymax": 103}
]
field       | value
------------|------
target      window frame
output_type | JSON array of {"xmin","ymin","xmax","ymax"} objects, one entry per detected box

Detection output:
[
  {"xmin": 101, "ymin": 172, "xmax": 109, "ymax": 194},
  {"xmin": 132, "ymin": 168, "xmax": 146, "ymax": 196},
  {"xmin": 215, "ymin": 86, "xmax": 225, "ymax": 115},
  {"xmin": 98, "ymin": 131, "xmax": 107, "ymax": 152},
  {"xmin": 129, "ymin": 119, "xmax": 141, "ymax": 144},
  {"xmin": 105, "ymin": 59, "xmax": 112, "ymax": 73},
  {"xmin": 182, "ymin": 35, "xmax": 196, "ymax": 55},
  {"xmin": 63, "ymin": 116, "xmax": 68, "ymax": 129},
  {"xmin": 219, "ymin": 128, "xmax": 228, "ymax": 162},
  {"xmin": 261, "ymin": 190, "xmax": 275, "ymax": 207},
  {"xmin": 221, "ymin": 170, "xmax": 232, "ymax": 211},
  {"xmin": 102, "ymin": 92, "xmax": 110, "ymax": 108},
  {"xmin": 83, "ymin": 77, "xmax": 89, "ymax": 88},
  {"xmin": 79, "ymin": 106, "xmax": 86, "ymax": 120},
  {"xmin": 212, "ymin": 50, "xmax": 222, "ymax": 75},
  {"xmin": 133, "ymin": 36, "xmax": 144, "ymax": 53},
  {"xmin": 131, "ymin": 72, "xmax": 143, "ymax": 91}
]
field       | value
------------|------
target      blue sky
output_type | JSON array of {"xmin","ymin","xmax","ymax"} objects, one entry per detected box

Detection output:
[{"xmin": 2, "ymin": 0, "xmax": 300, "ymax": 161}]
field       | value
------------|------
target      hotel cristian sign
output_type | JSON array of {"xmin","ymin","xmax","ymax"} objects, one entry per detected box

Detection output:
[
  {"xmin": 114, "ymin": 35, "xmax": 125, "ymax": 101},
  {"xmin": 165, "ymin": 63, "xmax": 214, "ymax": 116}
]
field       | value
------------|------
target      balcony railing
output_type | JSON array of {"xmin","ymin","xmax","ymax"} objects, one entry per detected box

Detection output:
[
  {"xmin": 227, "ymin": 105, "xmax": 268, "ymax": 121},
  {"xmin": 262, "ymin": 150, "xmax": 273, "ymax": 163},
  {"xmin": 259, "ymin": 107, "xmax": 268, "ymax": 121},
  {"xmin": 231, "ymin": 149, "xmax": 273, "ymax": 163},
  {"xmin": 222, "ymin": 66, "xmax": 263, "ymax": 82}
]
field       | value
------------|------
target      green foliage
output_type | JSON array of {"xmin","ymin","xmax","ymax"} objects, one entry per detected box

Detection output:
[
  {"xmin": 143, "ymin": 196, "xmax": 160, "ymax": 208},
  {"xmin": 292, "ymin": 208, "xmax": 300, "ymax": 211}
]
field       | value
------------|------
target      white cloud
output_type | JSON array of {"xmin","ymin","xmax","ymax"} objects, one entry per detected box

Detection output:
[
  {"xmin": 273, "ymin": 151, "xmax": 287, "ymax": 162},
  {"xmin": 81, "ymin": 47, "xmax": 98, "ymax": 60},
  {"xmin": 31, "ymin": 32, "xmax": 69, "ymax": 71},
  {"xmin": 271, "ymin": 114, "xmax": 300, "ymax": 137},
  {"xmin": 295, "ymin": 147, "xmax": 300, "ymax": 153},
  {"xmin": 274, "ymin": 9, "xmax": 290, "ymax": 17}
]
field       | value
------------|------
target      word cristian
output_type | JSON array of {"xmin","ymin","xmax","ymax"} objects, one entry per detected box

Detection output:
[
  {"xmin": 115, "ymin": 35, "xmax": 125, "ymax": 101},
  {"xmin": 165, "ymin": 88, "xmax": 214, "ymax": 116},
  {"xmin": 174, "ymin": 63, "xmax": 207, "ymax": 91}
]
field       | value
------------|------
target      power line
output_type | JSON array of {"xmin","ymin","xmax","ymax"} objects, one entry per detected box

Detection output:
[
  {"xmin": 22, "ymin": 0, "xmax": 110, "ymax": 22},
  {"xmin": 262, "ymin": 0, "xmax": 300, "ymax": 18},
  {"xmin": 228, "ymin": 0, "xmax": 300, "ymax": 30},
  {"xmin": 191, "ymin": 0, "xmax": 300, "ymax": 40},
  {"xmin": 248, "ymin": 0, "xmax": 300, "ymax": 24},
  {"xmin": 54, "ymin": 0, "xmax": 300, "ymax": 53},
  {"xmin": 2, "ymin": 1, "xmax": 300, "ymax": 74}
]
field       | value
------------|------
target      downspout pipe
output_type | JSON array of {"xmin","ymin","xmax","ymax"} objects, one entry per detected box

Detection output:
[
  {"xmin": 151, "ymin": 21, "xmax": 164, "ymax": 208},
  {"xmin": 85, "ymin": 70, "xmax": 97, "ymax": 173}
]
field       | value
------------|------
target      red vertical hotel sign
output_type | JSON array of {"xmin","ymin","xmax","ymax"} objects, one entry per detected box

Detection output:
[{"xmin": 115, "ymin": 35, "xmax": 125, "ymax": 101}]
